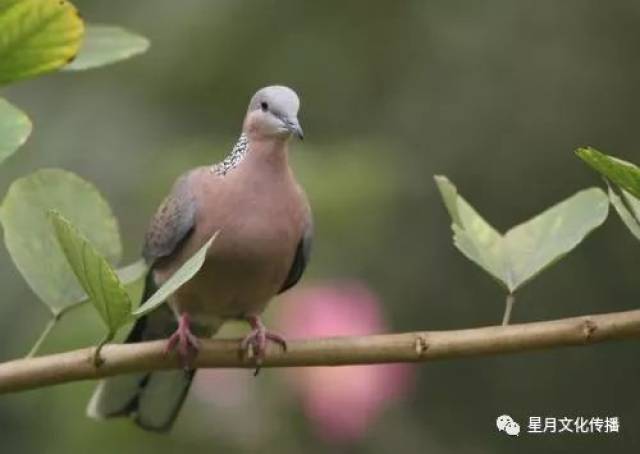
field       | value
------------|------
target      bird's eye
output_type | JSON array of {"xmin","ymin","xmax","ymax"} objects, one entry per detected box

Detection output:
[{"xmin": 260, "ymin": 101, "xmax": 269, "ymax": 112}]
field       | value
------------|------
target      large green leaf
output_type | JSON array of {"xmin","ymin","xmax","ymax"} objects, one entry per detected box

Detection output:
[
  {"xmin": 435, "ymin": 176, "xmax": 609, "ymax": 293},
  {"xmin": 64, "ymin": 24, "xmax": 150, "ymax": 71},
  {"xmin": 133, "ymin": 233, "xmax": 218, "ymax": 317},
  {"xmin": 0, "ymin": 169, "xmax": 122, "ymax": 313},
  {"xmin": 0, "ymin": 97, "xmax": 31, "ymax": 163},
  {"xmin": 576, "ymin": 147, "xmax": 640, "ymax": 200},
  {"xmin": 50, "ymin": 211, "xmax": 131, "ymax": 333},
  {"xmin": 0, "ymin": 0, "xmax": 84, "ymax": 85}
]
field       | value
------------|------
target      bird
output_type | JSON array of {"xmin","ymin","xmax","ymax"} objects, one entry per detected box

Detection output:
[{"xmin": 86, "ymin": 85, "xmax": 312, "ymax": 432}]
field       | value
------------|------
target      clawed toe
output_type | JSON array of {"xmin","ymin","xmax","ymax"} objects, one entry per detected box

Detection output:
[
  {"xmin": 240, "ymin": 315, "xmax": 287, "ymax": 373},
  {"xmin": 165, "ymin": 313, "xmax": 200, "ymax": 368},
  {"xmin": 265, "ymin": 332, "xmax": 287, "ymax": 351}
]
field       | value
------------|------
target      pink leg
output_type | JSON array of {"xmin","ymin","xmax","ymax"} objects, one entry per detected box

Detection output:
[
  {"xmin": 240, "ymin": 315, "xmax": 287, "ymax": 373},
  {"xmin": 165, "ymin": 313, "xmax": 200, "ymax": 368}
]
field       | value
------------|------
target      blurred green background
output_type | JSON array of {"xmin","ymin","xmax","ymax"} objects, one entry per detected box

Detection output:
[{"xmin": 1, "ymin": 0, "xmax": 640, "ymax": 452}]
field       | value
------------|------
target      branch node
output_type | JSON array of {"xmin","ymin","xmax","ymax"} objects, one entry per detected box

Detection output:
[
  {"xmin": 582, "ymin": 318, "xmax": 597, "ymax": 341},
  {"xmin": 414, "ymin": 334, "xmax": 429, "ymax": 356}
]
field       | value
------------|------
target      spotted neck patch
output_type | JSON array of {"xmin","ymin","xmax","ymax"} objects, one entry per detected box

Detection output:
[{"xmin": 211, "ymin": 134, "xmax": 249, "ymax": 176}]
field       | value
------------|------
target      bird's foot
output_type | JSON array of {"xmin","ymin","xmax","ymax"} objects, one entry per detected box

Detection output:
[
  {"xmin": 165, "ymin": 313, "xmax": 200, "ymax": 369},
  {"xmin": 240, "ymin": 315, "xmax": 287, "ymax": 375}
]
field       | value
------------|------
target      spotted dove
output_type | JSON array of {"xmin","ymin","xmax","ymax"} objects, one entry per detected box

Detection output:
[{"xmin": 87, "ymin": 86, "xmax": 312, "ymax": 431}]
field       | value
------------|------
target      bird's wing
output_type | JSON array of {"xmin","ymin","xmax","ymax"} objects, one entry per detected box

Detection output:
[
  {"xmin": 279, "ymin": 213, "xmax": 313, "ymax": 294},
  {"xmin": 142, "ymin": 171, "xmax": 197, "ymax": 265}
]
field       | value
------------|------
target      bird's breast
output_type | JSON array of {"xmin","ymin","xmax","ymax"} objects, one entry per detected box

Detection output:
[
  {"xmin": 162, "ymin": 165, "xmax": 306, "ymax": 320},
  {"xmin": 196, "ymin": 170, "xmax": 302, "ymax": 259}
]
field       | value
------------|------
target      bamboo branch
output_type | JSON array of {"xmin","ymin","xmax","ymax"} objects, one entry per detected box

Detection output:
[{"xmin": 1, "ymin": 308, "xmax": 640, "ymax": 394}]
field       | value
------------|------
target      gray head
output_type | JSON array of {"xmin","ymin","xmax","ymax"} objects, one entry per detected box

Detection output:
[{"xmin": 243, "ymin": 85, "xmax": 303, "ymax": 141}]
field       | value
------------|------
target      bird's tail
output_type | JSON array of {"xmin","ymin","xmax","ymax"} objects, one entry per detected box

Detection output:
[{"xmin": 86, "ymin": 273, "xmax": 213, "ymax": 432}]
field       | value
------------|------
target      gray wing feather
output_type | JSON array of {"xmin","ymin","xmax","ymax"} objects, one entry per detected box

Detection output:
[
  {"xmin": 142, "ymin": 172, "xmax": 197, "ymax": 264},
  {"xmin": 279, "ymin": 222, "xmax": 313, "ymax": 294}
]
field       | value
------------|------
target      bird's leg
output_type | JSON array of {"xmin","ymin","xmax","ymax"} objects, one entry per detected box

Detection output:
[
  {"xmin": 240, "ymin": 315, "xmax": 287, "ymax": 373},
  {"xmin": 165, "ymin": 312, "xmax": 200, "ymax": 368}
]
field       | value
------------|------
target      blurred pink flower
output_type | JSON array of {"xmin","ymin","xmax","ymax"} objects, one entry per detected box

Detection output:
[{"xmin": 277, "ymin": 281, "xmax": 415, "ymax": 444}]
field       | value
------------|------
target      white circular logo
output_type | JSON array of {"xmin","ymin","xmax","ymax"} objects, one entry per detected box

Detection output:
[{"xmin": 496, "ymin": 414, "xmax": 520, "ymax": 436}]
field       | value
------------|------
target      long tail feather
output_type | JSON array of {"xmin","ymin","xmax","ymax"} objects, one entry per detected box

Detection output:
[{"xmin": 87, "ymin": 274, "xmax": 207, "ymax": 432}]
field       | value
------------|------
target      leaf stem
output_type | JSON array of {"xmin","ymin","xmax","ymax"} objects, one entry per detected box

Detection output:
[
  {"xmin": 24, "ymin": 300, "xmax": 89, "ymax": 359},
  {"xmin": 25, "ymin": 316, "xmax": 59, "ymax": 358},
  {"xmin": 57, "ymin": 299, "xmax": 89, "ymax": 318},
  {"xmin": 502, "ymin": 293, "xmax": 515, "ymax": 326},
  {"xmin": 93, "ymin": 333, "xmax": 114, "ymax": 367}
]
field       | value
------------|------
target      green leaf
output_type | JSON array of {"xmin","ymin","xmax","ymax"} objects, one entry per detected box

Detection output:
[
  {"xmin": 117, "ymin": 259, "xmax": 148, "ymax": 304},
  {"xmin": 608, "ymin": 186, "xmax": 640, "ymax": 241},
  {"xmin": 0, "ymin": 97, "xmax": 31, "ymax": 163},
  {"xmin": 58, "ymin": 261, "xmax": 147, "ymax": 315},
  {"xmin": 50, "ymin": 211, "xmax": 131, "ymax": 333},
  {"xmin": 0, "ymin": 169, "xmax": 122, "ymax": 313},
  {"xmin": 621, "ymin": 190, "xmax": 640, "ymax": 224},
  {"xmin": 435, "ymin": 176, "xmax": 508, "ymax": 287},
  {"xmin": 504, "ymin": 188, "xmax": 609, "ymax": 290},
  {"xmin": 0, "ymin": 0, "xmax": 84, "ymax": 85},
  {"xmin": 64, "ymin": 24, "xmax": 149, "ymax": 71},
  {"xmin": 435, "ymin": 176, "xmax": 609, "ymax": 293},
  {"xmin": 133, "ymin": 233, "xmax": 218, "ymax": 317},
  {"xmin": 576, "ymin": 147, "xmax": 640, "ymax": 200},
  {"xmin": 116, "ymin": 258, "xmax": 148, "ymax": 283}
]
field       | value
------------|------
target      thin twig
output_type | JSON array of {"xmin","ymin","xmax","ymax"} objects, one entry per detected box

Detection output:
[{"xmin": 1, "ymin": 308, "xmax": 639, "ymax": 394}]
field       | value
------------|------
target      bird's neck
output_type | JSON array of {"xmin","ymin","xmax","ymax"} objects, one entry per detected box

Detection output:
[
  {"xmin": 214, "ymin": 134, "xmax": 249, "ymax": 176},
  {"xmin": 214, "ymin": 134, "xmax": 291, "ymax": 177},
  {"xmin": 245, "ymin": 136, "xmax": 291, "ymax": 172}
]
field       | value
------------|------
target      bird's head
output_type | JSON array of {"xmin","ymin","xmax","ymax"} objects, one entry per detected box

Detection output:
[{"xmin": 243, "ymin": 85, "xmax": 303, "ymax": 141}]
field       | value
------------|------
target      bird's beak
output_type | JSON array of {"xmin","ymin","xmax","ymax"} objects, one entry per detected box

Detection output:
[{"xmin": 286, "ymin": 118, "xmax": 304, "ymax": 140}]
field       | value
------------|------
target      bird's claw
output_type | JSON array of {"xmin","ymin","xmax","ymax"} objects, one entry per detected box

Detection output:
[
  {"xmin": 240, "ymin": 315, "xmax": 287, "ymax": 375},
  {"xmin": 165, "ymin": 313, "xmax": 200, "ymax": 369}
]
